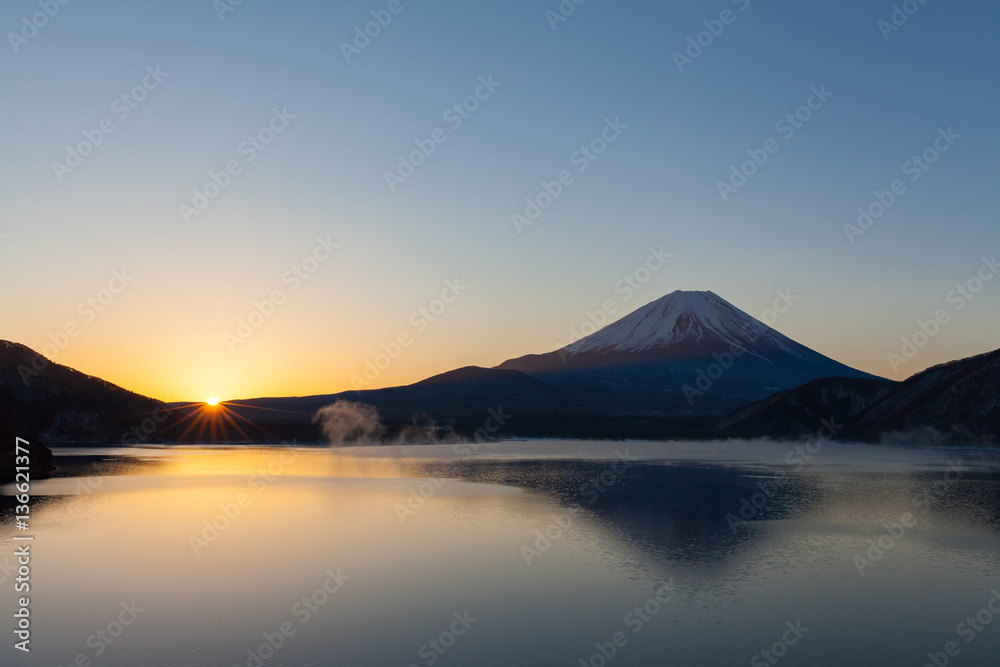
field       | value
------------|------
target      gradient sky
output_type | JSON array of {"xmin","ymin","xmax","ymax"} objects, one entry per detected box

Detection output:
[{"xmin": 2, "ymin": 0, "xmax": 998, "ymax": 402}]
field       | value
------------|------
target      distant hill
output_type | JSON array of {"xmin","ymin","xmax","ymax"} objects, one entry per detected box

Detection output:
[
  {"xmin": 715, "ymin": 377, "xmax": 896, "ymax": 440},
  {"xmin": 218, "ymin": 366, "xmax": 559, "ymax": 442},
  {"xmin": 853, "ymin": 347, "xmax": 1000, "ymax": 443},
  {"xmin": 715, "ymin": 348, "xmax": 1000, "ymax": 444}
]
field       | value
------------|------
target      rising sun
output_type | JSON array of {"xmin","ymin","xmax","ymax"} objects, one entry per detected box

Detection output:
[{"xmin": 206, "ymin": 397, "xmax": 220, "ymax": 406}]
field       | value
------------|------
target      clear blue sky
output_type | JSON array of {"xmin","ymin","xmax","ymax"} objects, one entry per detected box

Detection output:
[{"xmin": 2, "ymin": 0, "xmax": 998, "ymax": 400}]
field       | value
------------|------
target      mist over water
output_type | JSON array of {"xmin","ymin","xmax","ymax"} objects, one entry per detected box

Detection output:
[
  {"xmin": 312, "ymin": 400, "xmax": 387, "ymax": 445},
  {"xmin": 313, "ymin": 399, "xmax": 484, "ymax": 447}
]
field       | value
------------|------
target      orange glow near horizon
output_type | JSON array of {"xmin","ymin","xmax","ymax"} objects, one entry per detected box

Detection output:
[
  {"xmin": 16, "ymin": 334, "xmax": 994, "ymax": 404},
  {"xmin": 10, "ymin": 294, "xmax": 998, "ymax": 403},
  {"xmin": 30, "ymin": 338, "xmax": 500, "ymax": 403}
]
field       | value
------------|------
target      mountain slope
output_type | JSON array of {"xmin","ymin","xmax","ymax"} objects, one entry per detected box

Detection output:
[
  {"xmin": 497, "ymin": 291, "xmax": 882, "ymax": 415},
  {"xmin": 0, "ymin": 340, "xmax": 164, "ymax": 443},
  {"xmin": 228, "ymin": 366, "xmax": 559, "ymax": 422},
  {"xmin": 715, "ymin": 377, "xmax": 896, "ymax": 440},
  {"xmin": 713, "ymin": 347, "xmax": 1000, "ymax": 444},
  {"xmin": 854, "ymin": 347, "xmax": 1000, "ymax": 443}
]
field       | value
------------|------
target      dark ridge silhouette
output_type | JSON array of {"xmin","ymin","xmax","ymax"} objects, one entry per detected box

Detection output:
[{"xmin": 0, "ymin": 340, "xmax": 165, "ymax": 448}]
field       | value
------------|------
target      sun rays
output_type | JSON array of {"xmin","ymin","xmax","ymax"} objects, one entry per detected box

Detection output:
[
  {"xmin": 135, "ymin": 400, "xmax": 314, "ymax": 444},
  {"xmin": 152, "ymin": 401, "xmax": 257, "ymax": 444}
]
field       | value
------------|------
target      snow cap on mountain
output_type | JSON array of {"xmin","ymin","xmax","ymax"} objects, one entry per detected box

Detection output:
[{"xmin": 559, "ymin": 290, "xmax": 798, "ymax": 358}]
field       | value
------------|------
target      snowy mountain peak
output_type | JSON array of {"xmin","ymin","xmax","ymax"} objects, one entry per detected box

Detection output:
[{"xmin": 559, "ymin": 290, "xmax": 797, "ymax": 358}]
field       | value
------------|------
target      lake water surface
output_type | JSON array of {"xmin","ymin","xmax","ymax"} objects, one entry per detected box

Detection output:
[{"xmin": 2, "ymin": 441, "xmax": 1000, "ymax": 666}]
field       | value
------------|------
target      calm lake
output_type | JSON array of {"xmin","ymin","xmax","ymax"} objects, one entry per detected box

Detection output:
[{"xmin": 2, "ymin": 441, "xmax": 1000, "ymax": 666}]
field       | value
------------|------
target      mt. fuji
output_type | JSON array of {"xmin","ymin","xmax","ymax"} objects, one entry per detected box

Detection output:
[
  {"xmin": 554, "ymin": 290, "xmax": 798, "ymax": 357},
  {"xmin": 496, "ymin": 290, "xmax": 881, "ymax": 414}
]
